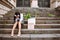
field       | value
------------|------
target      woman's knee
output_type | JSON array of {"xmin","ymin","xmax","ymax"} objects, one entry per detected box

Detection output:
[
  {"xmin": 12, "ymin": 28, "xmax": 15, "ymax": 30},
  {"xmin": 19, "ymin": 21, "xmax": 21, "ymax": 24}
]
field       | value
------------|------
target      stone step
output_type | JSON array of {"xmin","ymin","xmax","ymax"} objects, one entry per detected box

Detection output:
[
  {"xmin": 0, "ymin": 20, "xmax": 27, "ymax": 24},
  {"xmin": 0, "ymin": 24, "xmax": 27, "ymax": 29},
  {"xmin": 0, "ymin": 20, "xmax": 14, "ymax": 24},
  {"xmin": 1, "ymin": 17, "xmax": 60, "ymax": 20},
  {"xmin": 0, "ymin": 34, "xmax": 60, "ymax": 38},
  {"xmin": 0, "ymin": 34, "xmax": 60, "ymax": 40},
  {"xmin": 36, "ymin": 17, "xmax": 60, "ymax": 20},
  {"xmin": 0, "ymin": 28, "xmax": 60, "ymax": 34},
  {"xmin": 0, "ymin": 20, "xmax": 60, "ymax": 24},
  {"xmin": 36, "ymin": 20, "xmax": 60, "ymax": 24},
  {"xmin": 35, "ymin": 24, "xmax": 60, "ymax": 28},
  {"xmin": 0, "ymin": 17, "xmax": 14, "ymax": 20},
  {"xmin": 0, "ymin": 24, "xmax": 60, "ymax": 29}
]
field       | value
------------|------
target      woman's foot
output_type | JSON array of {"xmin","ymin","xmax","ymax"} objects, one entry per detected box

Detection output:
[
  {"xmin": 11, "ymin": 34, "xmax": 14, "ymax": 37},
  {"xmin": 17, "ymin": 34, "xmax": 21, "ymax": 36}
]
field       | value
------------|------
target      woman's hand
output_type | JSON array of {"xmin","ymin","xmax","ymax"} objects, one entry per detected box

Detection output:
[{"xmin": 15, "ymin": 15, "xmax": 19, "ymax": 18}]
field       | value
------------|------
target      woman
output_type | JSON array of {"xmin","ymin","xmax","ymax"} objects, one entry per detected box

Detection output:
[{"xmin": 11, "ymin": 12, "xmax": 21, "ymax": 36}]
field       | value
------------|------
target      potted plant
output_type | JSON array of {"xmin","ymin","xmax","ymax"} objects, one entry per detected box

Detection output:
[
  {"xmin": 24, "ymin": 12, "xmax": 36, "ymax": 29},
  {"xmin": 24, "ymin": 12, "xmax": 31, "ymax": 24}
]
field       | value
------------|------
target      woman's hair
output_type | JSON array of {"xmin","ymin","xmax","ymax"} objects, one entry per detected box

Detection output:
[
  {"xmin": 15, "ymin": 12, "xmax": 20, "ymax": 15},
  {"xmin": 14, "ymin": 12, "xmax": 20, "ymax": 22}
]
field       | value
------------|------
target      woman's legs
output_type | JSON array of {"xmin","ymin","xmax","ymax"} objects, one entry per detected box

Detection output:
[
  {"xmin": 11, "ymin": 22, "xmax": 17, "ymax": 36},
  {"xmin": 17, "ymin": 21, "xmax": 21, "ymax": 36}
]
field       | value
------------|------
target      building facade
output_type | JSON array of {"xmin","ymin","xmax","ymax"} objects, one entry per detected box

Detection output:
[
  {"xmin": 0, "ymin": 0, "xmax": 60, "ymax": 17},
  {"xmin": 0, "ymin": 0, "xmax": 16, "ymax": 17},
  {"xmin": 16, "ymin": 0, "xmax": 60, "ymax": 9},
  {"xmin": 16, "ymin": 0, "xmax": 50, "ymax": 7}
]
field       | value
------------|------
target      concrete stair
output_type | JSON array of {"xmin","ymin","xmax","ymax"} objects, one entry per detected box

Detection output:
[
  {"xmin": 0, "ymin": 24, "xmax": 60, "ymax": 29},
  {"xmin": 0, "ymin": 17, "xmax": 60, "ymax": 40},
  {"xmin": 0, "ymin": 20, "xmax": 27, "ymax": 24},
  {"xmin": 35, "ymin": 24, "xmax": 60, "ymax": 28},
  {"xmin": 0, "ymin": 17, "xmax": 60, "ymax": 34},
  {"xmin": 0, "ymin": 7, "xmax": 60, "ymax": 40},
  {"xmin": 0, "ymin": 34, "xmax": 60, "ymax": 40},
  {"xmin": 35, "ymin": 17, "xmax": 60, "ymax": 29},
  {"xmin": 0, "ymin": 20, "xmax": 60, "ymax": 24},
  {"xmin": 36, "ymin": 20, "xmax": 60, "ymax": 24},
  {"xmin": 36, "ymin": 17, "xmax": 60, "ymax": 20},
  {"xmin": 0, "ymin": 28, "xmax": 60, "ymax": 34},
  {"xmin": 0, "ymin": 24, "xmax": 27, "ymax": 29}
]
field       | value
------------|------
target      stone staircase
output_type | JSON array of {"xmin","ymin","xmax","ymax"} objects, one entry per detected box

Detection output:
[{"xmin": 0, "ymin": 8, "xmax": 60, "ymax": 40}]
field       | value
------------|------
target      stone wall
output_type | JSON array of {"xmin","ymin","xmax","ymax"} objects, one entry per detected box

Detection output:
[
  {"xmin": 50, "ymin": 0, "xmax": 60, "ymax": 8},
  {"xmin": 15, "ymin": 7, "xmax": 60, "ymax": 17},
  {"xmin": 0, "ymin": 0, "xmax": 16, "ymax": 17},
  {"xmin": 0, "ymin": 4, "xmax": 11, "ymax": 17},
  {"xmin": 8, "ymin": 0, "xmax": 16, "ymax": 7},
  {"xmin": 3, "ymin": 7, "xmax": 60, "ymax": 19}
]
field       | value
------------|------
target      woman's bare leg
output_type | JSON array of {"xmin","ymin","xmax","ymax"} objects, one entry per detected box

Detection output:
[
  {"xmin": 17, "ymin": 21, "xmax": 21, "ymax": 36},
  {"xmin": 11, "ymin": 22, "xmax": 17, "ymax": 36}
]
